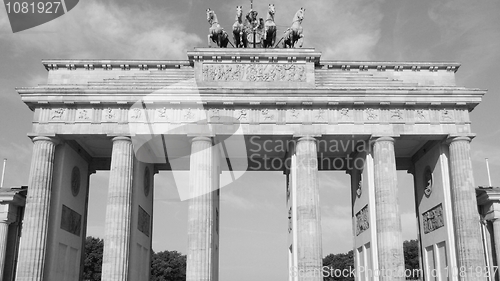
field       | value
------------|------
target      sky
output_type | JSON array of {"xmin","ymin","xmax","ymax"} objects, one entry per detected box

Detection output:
[{"xmin": 1, "ymin": 0, "xmax": 500, "ymax": 280}]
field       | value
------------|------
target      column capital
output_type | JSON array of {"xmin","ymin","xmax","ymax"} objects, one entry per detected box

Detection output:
[
  {"xmin": 371, "ymin": 136, "xmax": 396, "ymax": 143},
  {"xmin": 296, "ymin": 136, "xmax": 317, "ymax": 143},
  {"xmin": 446, "ymin": 136, "xmax": 472, "ymax": 145},
  {"xmin": 111, "ymin": 136, "xmax": 132, "ymax": 143},
  {"xmin": 31, "ymin": 135, "xmax": 60, "ymax": 145},
  {"xmin": 190, "ymin": 136, "xmax": 213, "ymax": 143}
]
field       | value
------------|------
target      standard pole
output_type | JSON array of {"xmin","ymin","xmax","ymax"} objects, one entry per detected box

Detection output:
[
  {"xmin": 1, "ymin": 158, "xmax": 6, "ymax": 188},
  {"xmin": 486, "ymin": 158, "xmax": 492, "ymax": 187}
]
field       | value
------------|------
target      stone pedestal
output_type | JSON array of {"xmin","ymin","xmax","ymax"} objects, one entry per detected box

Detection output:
[
  {"xmin": 295, "ymin": 136, "xmax": 322, "ymax": 281},
  {"xmin": 373, "ymin": 137, "xmax": 404, "ymax": 280},
  {"xmin": 186, "ymin": 137, "xmax": 219, "ymax": 281},
  {"xmin": 448, "ymin": 136, "xmax": 486, "ymax": 279},
  {"xmin": 102, "ymin": 136, "xmax": 134, "ymax": 281},
  {"xmin": 15, "ymin": 136, "xmax": 58, "ymax": 281}
]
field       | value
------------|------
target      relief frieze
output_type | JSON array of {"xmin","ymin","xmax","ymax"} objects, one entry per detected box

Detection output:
[
  {"xmin": 41, "ymin": 107, "xmax": 460, "ymax": 125},
  {"xmin": 202, "ymin": 63, "xmax": 307, "ymax": 82}
]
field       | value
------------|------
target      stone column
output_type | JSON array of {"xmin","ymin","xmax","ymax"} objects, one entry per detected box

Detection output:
[
  {"xmin": 448, "ymin": 136, "xmax": 486, "ymax": 278},
  {"xmin": 492, "ymin": 219, "xmax": 500, "ymax": 276},
  {"xmin": 373, "ymin": 137, "xmax": 404, "ymax": 280},
  {"xmin": 102, "ymin": 136, "xmax": 134, "ymax": 281},
  {"xmin": 295, "ymin": 136, "xmax": 322, "ymax": 280},
  {"xmin": 0, "ymin": 213, "xmax": 13, "ymax": 279},
  {"xmin": 15, "ymin": 136, "xmax": 58, "ymax": 281},
  {"xmin": 187, "ymin": 137, "xmax": 218, "ymax": 281}
]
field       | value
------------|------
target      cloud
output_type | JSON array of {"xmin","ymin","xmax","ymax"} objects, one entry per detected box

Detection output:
[
  {"xmin": 221, "ymin": 190, "xmax": 257, "ymax": 210},
  {"xmin": 0, "ymin": 7, "xmax": 9, "ymax": 32},
  {"xmin": 305, "ymin": 0, "xmax": 384, "ymax": 60},
  {"xmin": 319, "ymin": 172, "xmax": 350, "ymax": 192},
  {"xmin": 0, "ymin": 0, "xmax": 202, "ymax": 59},
  {"xmin": 0, "ymin": 137, "xmax": 32, "ymax": 186},
  {"xmin": 218, "ymin": 0, "xmax": 384, "ymax": 60},
  {"xmin": 322, "ymin": 214, "xmax": 353, "ymax": 254},
  {"xmin": 427, "ymin": 0, "xmax": 500, "ymax": 84},
  {"xmin": 472, "ymin": 142, "xmax": 500, "ymax": 166},
  {"xmin": 27, "ymin": 73, "xmax": 48, "ymax": 87},
  {"xmin": 401, "ymin": 212, "xmax": 417, "ymax": 240}
]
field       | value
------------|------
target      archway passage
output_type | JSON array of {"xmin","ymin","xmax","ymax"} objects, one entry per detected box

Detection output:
[{"xmin": 11, "ymin": 48, "xmax": 486, "ymax": 281}]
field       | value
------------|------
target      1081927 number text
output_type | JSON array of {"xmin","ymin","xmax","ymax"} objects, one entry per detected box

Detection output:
[{"xmin": 5, "ymin": 1, "xmax": 61, "ymax": 14}]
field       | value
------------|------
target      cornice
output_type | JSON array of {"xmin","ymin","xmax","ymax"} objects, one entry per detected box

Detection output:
[
  {"xmin": 18, "ymin": 88, "xmax": 484, "ymax": 110},
  {"xmin": 318, "ymin": 61, "xmax": 461, "ymax": 73},
  {"xmin": 187, "ymin": 47, "xmax": 321, "ymax": 64},
  {"xmin": 42, "ymin": 59, "xmax": 192, "ymax": 71},
  {"xmin": 477, "ymin": 188, "xmax": 500, "ymax": 205}
]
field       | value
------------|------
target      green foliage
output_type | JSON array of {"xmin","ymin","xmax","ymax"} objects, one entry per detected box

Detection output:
[
  {"xmin": 83, "ymin": 236, "xmax": 104, "ymax": 281},
  {"xmin": 83, "ymin": 235, "xmax": 418, "ymax": 281},
  {"xmin": 150, "ymin": 250, "xmax": 187, "ymax": 281},
  {"xmin": 323, "ymin": 250, "xmax": 354, "ymax": 281},
  {"xmin": 83, "ymin": 236, "xmax": 186, "ymax": 281},
  {"xmin": 403, "ymin": 239, "xmax": 420, "ymax": 279},
  {"xmin": 322, "ymin": 239, "xmax": 420, "ymax": 280}
]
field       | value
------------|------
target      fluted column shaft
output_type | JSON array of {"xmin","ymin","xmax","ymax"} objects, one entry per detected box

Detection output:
[
  {"xmin": 373, "ymin": 137, "xmax": 404, "ymax": 280},
  {"xmin": 295, "ymin": 137, "xmax": 322, "ymax": 281},
  {"xmin": 187, "ymin": 137, "xmax": 216, "ymax": 281},
  {"xmin": 0, "ymin": 219, "xmax": 10, "ymax": 279},
  {"xmin": 448, "ymin": 136, "xmax": 486, "ymax": 279},
  {"xmin": 493, "ymin": 219, "xmax": 500, "ymax": 278},
  {"xmin": 102, "ymin": 136, "xmax": 134, "ymax": 281},
  {"xmin": 15, "ymin": 136, "xmax": 58, "ymax": 281}
]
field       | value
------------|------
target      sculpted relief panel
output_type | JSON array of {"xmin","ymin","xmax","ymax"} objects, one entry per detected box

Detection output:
[
  {"xmin": 355, "ymin": 205, "xmax": 369, "ymax": 236},
  {"xmin": 202, "ymin": 63, "xmax": 307, "ymax": 82},
  {"xmin": 60, "ymin": 204, "xmax": 82, "ymax": 237},
  {"xmin": 422, "ymin": 204, "xmax": 444, "ymax": 234}
]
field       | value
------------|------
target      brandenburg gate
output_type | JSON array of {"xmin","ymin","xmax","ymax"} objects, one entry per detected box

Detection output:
[{"xmin": 9, "ymin": 47, "xmax": 487, "ymax": 280}]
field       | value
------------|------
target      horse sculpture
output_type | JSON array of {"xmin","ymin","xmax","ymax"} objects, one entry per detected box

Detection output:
[
  {"xmin": 232, "ymin": 6, "xmax": 248, "ymax": 48},
  {"xmin": 282, "ymin": 7, "xmax": 305, "ymax": 48},
  {"xmin": 262, "ymin": 4, "xmax": 276, "ymax": 48},
  {"xmin": 207, "ymin": 8, "xmax": 229, "ymax": 48}
]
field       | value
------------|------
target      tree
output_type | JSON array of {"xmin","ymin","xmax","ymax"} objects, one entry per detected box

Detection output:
[
  {"xmin": 83, "ymin": 236, "xmax": 187, "ymax": 281},
  {"xmin": 403, "ymin": 239, "xmax": 420, "ymax": 279},
  {"xmin": 323, "ymin": 250, "xmax": 355, "ymax": 281},
  {"xmin": 322, "ymin": 239, "xmax": 421, "ymax": 280},
  {"xmin": 83, "ymin": 236, "xmax": 104, "ymax": 281},
  {"xmin": 150, "ymin": 250, "xmax": 187, "ymax": 281}
]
